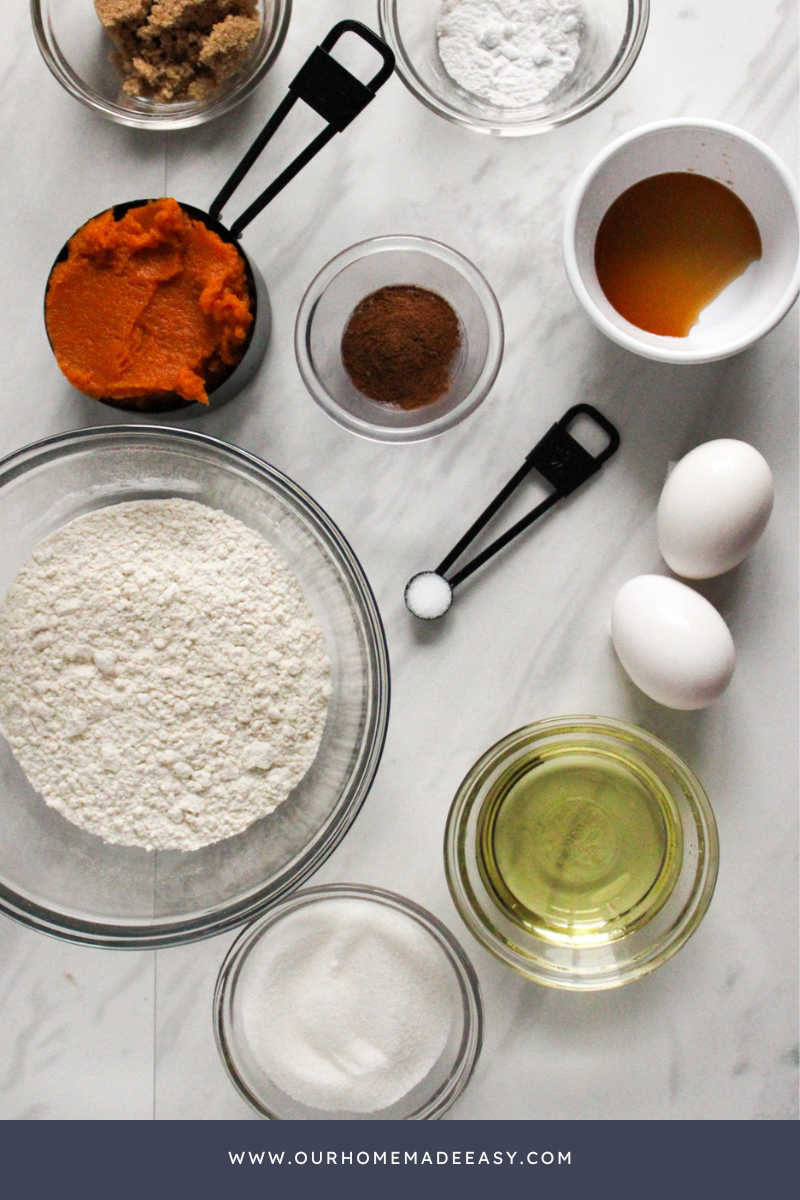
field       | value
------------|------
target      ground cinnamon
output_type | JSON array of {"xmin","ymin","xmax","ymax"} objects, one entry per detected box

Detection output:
[{"xmin": 341, "ymin": 285, "xmax": 461, "ymax": 409}]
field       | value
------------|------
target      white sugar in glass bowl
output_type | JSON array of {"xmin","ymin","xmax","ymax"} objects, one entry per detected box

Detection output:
[
  {"xmin": 214, "ymin": 885, "xmax": 483, "ymax": 1119},
  {"xmin": 378, "ymin": 0, "xmax": 649, "ymax": 136},
  {"xmin": 0, "ymin": 427, "xmax": 389, "ymax": 947},
  {"xmin": 563, "ymin": 119, "xmax": 800, "ymax": 363},
  {"xmin": 31, "ymin": 0, "xmax": 291, "ymax": 130}
]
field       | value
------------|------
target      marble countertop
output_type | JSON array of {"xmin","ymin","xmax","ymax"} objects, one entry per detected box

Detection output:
[{"xmin": 0, "ymin": 0, "xmax": 797, "ymax": 1121}]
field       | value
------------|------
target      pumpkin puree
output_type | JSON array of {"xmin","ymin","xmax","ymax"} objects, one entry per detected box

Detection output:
[{"xmin": 45, "ymin": 197, "xmax": 252, "ymax": 406}]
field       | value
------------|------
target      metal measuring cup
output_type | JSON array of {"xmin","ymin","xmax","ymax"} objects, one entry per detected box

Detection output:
[{"xmin": 44, "ymin": 21, "xmax": 395, "ymax": 418}]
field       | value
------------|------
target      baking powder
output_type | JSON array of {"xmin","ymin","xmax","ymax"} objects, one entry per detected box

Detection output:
[
  {"xmin": 0, "ymin": 499, "xmax": 330, "ymax": 851},
  {"xmin": 437, "ymin": 0, "xmax": 584, "ymax": 109}
]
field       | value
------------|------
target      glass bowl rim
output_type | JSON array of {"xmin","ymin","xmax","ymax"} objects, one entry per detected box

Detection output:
[
  {"xmin": 294, "ymin": 233, "xmax": 505, "ymax": 444},
  {"xmin": 213, "ymin": 881, "xmax": 484, "ymax": 1119},
  {"xmin": 444, "ymin": 714, "xmax": 719, "ymax": 990},
  {"xmin": 30, "ymin": 0, "xmax": 293, "ymax": 131},
  {"xmin": 378, "ymin": 0, "xmax": 650, "ymax": 137},
  {"xmin": 0, "ymin": 424, "xmax": 390, "ymax": 948}
]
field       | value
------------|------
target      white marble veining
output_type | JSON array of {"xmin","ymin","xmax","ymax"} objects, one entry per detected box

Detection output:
[{"xmin": 0, "ymin": 0, "xmax": 797, "ymax": 1120}]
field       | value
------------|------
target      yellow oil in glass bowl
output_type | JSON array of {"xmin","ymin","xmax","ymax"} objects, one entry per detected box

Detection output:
[
  {"xmin": 477, "ymin": 748, "xmax": 682, "ymax": 946},
  {"xmin": 444, "ymin": 717, "xmax": 719, "ymax": 989}
]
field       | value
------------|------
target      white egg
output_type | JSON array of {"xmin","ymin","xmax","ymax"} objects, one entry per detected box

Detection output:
[
  {"xmin": 657, "ymin": 439, "xmax": 773, "ymax": 579},
  {"xmin": 610, "ymin": 575, "xmax": 735, "ymax": 710}
]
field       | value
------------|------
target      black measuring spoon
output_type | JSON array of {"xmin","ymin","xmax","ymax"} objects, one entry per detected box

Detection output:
[
  {"xmin": 405, "ymin": 404, "xmax": 621, "ymax": 618},
  {"xmin": 44, "ymin": 21, "xmax": 395, "ymax": 417}
]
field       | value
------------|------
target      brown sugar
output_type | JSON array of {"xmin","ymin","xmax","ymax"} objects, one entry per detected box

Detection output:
[
  {"xmin": 341, "ymin": 285, "xmax": 462, "ymax": 410},
  {"xmin": 45, "ymin": 198, "xmax": 253, "ymax": 408},
  {"xmin": 94, "ymin": 0, "xmax": 261, "ymax": 103}
]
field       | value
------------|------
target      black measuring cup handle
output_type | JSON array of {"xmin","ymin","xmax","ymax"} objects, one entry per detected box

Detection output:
[
  {"xmin": 525, "ymin": 403, "xmax": 621, "ymax": 496},
  {"xmin": 322, "ymin": 20, "xmax": 395, "ymax": 91},
  {"xmin": 210, "ymin": 21, "xmax": 395, "ymax": 239}
]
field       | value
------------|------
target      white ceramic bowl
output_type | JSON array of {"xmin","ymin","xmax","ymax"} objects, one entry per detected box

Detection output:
[{"xmin": 563, "ymin": 119, "xmax": 800, "ymax": 363}]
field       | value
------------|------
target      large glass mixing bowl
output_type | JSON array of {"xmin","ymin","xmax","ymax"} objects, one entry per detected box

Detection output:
[{"xmin": 0, "ymin": 427, "xmax": 389, "ymax": 947}]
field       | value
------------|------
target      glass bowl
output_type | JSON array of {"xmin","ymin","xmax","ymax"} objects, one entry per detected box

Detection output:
[
  {"xmin": 31, "ymin": 0, "xmax": 292, "ymax": 130},
  {"xmin": 295, "ymin": 235, "xmax": 504, "ymax": 443},
  {"xmin": 214, "ymin": 884, "xmax": 483, "ymax": 1119},
  {"xmin": 378, "ymin": 0, "xmax": 649, "ymax": 136},
  {"xmin": 444, "ymin": 716, "xmax": 718, "ymax": 990},
  {"xmin": 0, "ymin": 427, "xmax": 389, "ymax": 947}
]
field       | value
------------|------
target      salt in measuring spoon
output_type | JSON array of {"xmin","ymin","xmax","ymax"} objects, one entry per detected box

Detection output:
[{"xmin": 405, "ymin": 404, "xmax": 621, "ymax": 619}]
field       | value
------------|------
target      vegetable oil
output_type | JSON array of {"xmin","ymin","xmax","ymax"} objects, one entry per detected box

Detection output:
[{"xmin": 477, "ymin": 745, "xmax": 683, "ymax": 945}]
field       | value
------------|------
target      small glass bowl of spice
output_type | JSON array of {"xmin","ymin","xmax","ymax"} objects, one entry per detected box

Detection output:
[
  {"xmin": 32, "ymin": 0, "xmax": 291, "ymax": 130},
  {"xmin": 295, "ymin": 235, "xmax": 504, "ymax": 442},
  {"xmin": 214, "ymin": 884, "xmax": 483, "ymax": 1119}
]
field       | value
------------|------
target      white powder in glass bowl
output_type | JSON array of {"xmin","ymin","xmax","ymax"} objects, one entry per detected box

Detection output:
[
  {"xmin": 437, "ymin": 0, "xmax": 584, "ymax": 109},
  {"xmin": 240, "ymin": 897, "xmax": 455, "ymax": 1113},
  {"xmin": 0, "ymin": 498, "xmax": 330, "ymax": 851}
]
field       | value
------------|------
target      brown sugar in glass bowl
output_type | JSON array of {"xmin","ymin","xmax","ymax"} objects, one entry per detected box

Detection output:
[
  {"xmin": 93, "ymin": 0, "xmax": 263, "ymax": 105},
  {"xmin": 32, "ymin": 0, "xmax": 292, "ymax": 132},
  {"xmin": 341, "ymin": 285, "xmax": 462, "ymax": 410}
]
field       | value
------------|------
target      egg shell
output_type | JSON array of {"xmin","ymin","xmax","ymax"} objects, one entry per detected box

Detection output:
[
  {"xmin": 610, "ymin": 575, "xmax": 735, "ymax": 710},
  {"xmin": 657, "ymin": 439, "xmax": 774, "ymax": 579}
]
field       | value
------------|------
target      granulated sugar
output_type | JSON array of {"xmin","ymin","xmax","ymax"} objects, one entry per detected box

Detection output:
[
  {"xmin": 0, "ymin": 499, "xmax": 330, "ymax": 851},
  {"xmin": 240, "ymin": 898, "xmax": 455, "ymax": 1113},
  {"xmin": 437, "ymin": 0, "xmax": 584, "ymax": 109}
]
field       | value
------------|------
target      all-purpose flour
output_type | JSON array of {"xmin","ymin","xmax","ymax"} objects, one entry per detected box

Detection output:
[
  {"xmin": 0, "ymin": 499, "xmax": 330, "ymax": 851},
  {"xmin": 437, "ymin": 0, "xmax": 584, "ymax": 109}
]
